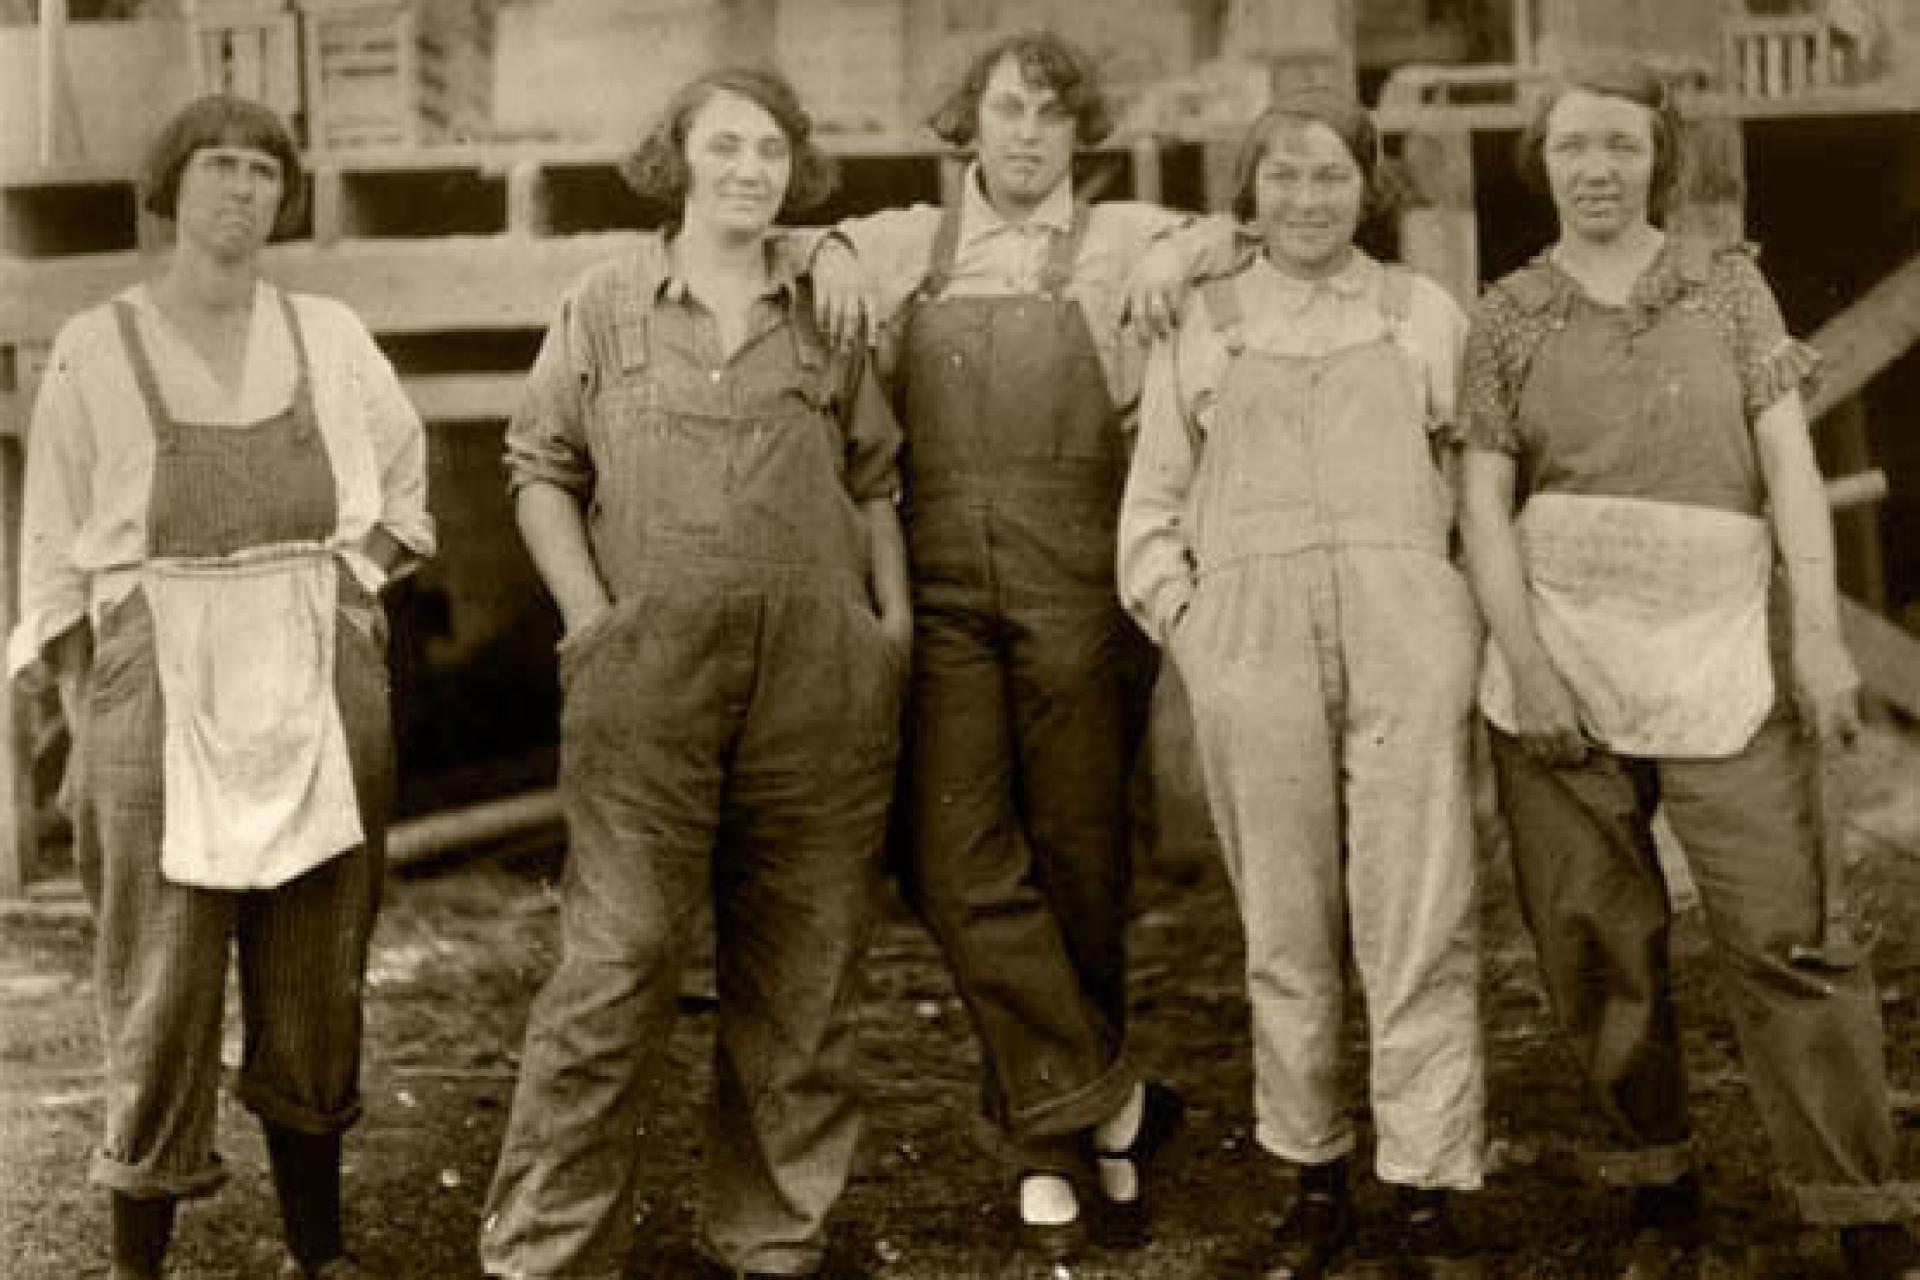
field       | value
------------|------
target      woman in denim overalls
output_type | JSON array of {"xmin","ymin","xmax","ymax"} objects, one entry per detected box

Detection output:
[
  {"xmin": 481, "ymin": 70, "xmax": 909, "ymax": 1280},
  {"xmin": 9, "ymin": 96, "xmax": 432, "ymax": 1280},
  {"xmin": 1120, "ymin": 92, "xmax": 1486, "ymax": 1279}
]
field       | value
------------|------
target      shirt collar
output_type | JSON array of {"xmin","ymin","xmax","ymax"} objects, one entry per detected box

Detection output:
[
  {"xmin": 656, "ymin": 237, "xmax": 800, "ymax": 307},
  {"xmin": 957, "ymin": 162, "xmax": 1075, "ymax": 251},
  {"xmin": 1238, "ymin": 236, "xmax": 1381, "ymax": 313}
]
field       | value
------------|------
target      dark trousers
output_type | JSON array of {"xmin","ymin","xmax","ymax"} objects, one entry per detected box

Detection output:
[
  {"xmin": 898, "ymin": 573, "xmax": 1150, "ymax": 1165},
  {"xmin": 1491, "ymin": 713, "xmax": 1920, "ymax": 1223}
]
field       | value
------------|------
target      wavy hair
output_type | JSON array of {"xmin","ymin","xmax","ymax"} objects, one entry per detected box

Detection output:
[{"xmin": 927, "ymin": 30, "xmax": 1114, "ymax": 148}]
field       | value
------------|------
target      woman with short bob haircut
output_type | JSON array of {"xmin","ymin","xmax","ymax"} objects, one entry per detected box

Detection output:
[
  {"xmin": 1121, "ymin": 87, "xmax": 1485, "ymax": 1278},
  {"xmin": 11, "ymin": 92, "xmax": 431, "ymax": 1279},
  {"xmin": 619, "ymin": 66, "xmax": 838, "ymax": 231},
  {"xmin": 1459, "ymin": 58, "xmax": 1920, "ymax": 1277},
  {"xmin": 481, "ymin": 66, "xmax": 909, "ymax": 1280}
]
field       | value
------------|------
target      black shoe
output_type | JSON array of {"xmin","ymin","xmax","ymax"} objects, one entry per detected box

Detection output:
[
  {"xmin": 1842, "ymin": 1224, "xmax": 1920, "ymax": 1280},
  {"xmin": 1617, "ymin": 1175, "xmax": 1702, "ymax": 1280},
  {"xmin": 1395, "ymin": 1189, "xmax": 1483, "ymax": 1279},
  {"xmin": 1090, "ymin": 1081, "xmax": 1186, "ymax": 1249},
  {"xmin": 1240, "ymin": 1161, "xmax": 1354, "ymax": 1280}
]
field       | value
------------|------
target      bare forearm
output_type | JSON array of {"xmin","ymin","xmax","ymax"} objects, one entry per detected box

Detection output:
[
  {"xmin": 515, "ymin": 482, "xmax": 610, "ymax": 630},
  {"xmin": 1756, "ymin": 398, "xmax": 1844, "ymax": 643},
  {"xmin": 1459, "ymin": 454, "xmax": 1553, "ymax": 682},
  {"xmin": 862, "ymin": 497, "xmax": 910, "ymax": 620}
]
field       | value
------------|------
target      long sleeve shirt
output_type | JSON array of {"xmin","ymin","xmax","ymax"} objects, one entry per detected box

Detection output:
[
  {"xmin": 9, "ymin": 282, "xmax": 435, "ymax": 684},
  {"xmin": 1120, "ymin": 248, "xmax": 1468, "ymax": 645}
]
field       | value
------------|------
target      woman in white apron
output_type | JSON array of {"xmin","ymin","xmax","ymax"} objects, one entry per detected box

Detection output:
[
  {"xmin": 9, "ymin": 96, "xmax": 433, "ymax": 1279},
  {"xmin": 1458, "ymin": 62, "xmax": 1920, "ymax": 1279},
  {"xmin": 1120, "ymin": 91, "xmax": 1485, "ymax": 1278}
]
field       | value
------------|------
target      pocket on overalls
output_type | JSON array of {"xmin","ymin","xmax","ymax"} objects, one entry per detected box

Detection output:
[{"xmin": 556, "ymin": 604, "xmax": 622, "ymax": 694}]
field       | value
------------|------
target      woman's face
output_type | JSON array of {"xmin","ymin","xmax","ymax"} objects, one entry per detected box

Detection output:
[
  {"xmin": 1542, "ymin": 89, "xmax": 1658, "ymax": 244},
  {"xmin": 1252, "ymin": 119, "xmax": 1365, "ymax": 279},
  {"xmin": 174, "ymin": 143, "xmax": 284, "ymax": 260},
  {"xmin": 974, "ymin": 53, "xmax": 1076, "ymax": 218},
  {"xmin": 681, "ymin": 89, "xmax": 792, "ymax": 240}
]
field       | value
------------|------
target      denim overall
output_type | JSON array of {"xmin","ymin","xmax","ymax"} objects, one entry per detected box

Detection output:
[
  {"xmin": 891, "ymin": 202, "xmax": 1151, "ymax": 1158},
  {"xmin": 1485, "ymin": 253, "xmax": 1916, "ymax": 1221},
  {"xmin": 79, "ymin": 293, "xmax": 390, "ymax": 1200},
  {"xmin": 1173, "ymin": 269, "xmax": 1484, "ymax": 1188},
  {"xmin": 482, "ymin": 259, "xmax": 900, "ymax": 1278}
]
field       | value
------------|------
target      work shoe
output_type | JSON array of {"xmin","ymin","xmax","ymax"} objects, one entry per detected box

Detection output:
[
  {"xmin": 1016, "ymin": 1170, "xmax": 1087, "ymax": 1264},
  {"xmin": 1394, "ymin": 1188, "xmax": 1484, "ymax": 1278},
  {"xmin": 1091, "ymin": 1080, "xmax": 1186, "ymax": 1249},
  {"xmin": 1841, "ymin": 1224, "xmax": 1920, "ymax": 1279},
  {"xmin": 1617, "ymin": 1175, "xmax": 1703, "ymax": 1280},
  {"xmin": 1238, "ymin": 1158, "xmax": 1354, "ymax": 1279}
]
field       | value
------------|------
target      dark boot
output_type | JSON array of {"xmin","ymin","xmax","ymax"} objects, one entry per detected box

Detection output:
[
  {"xmin": 111, "ymin": 1191, "xmax": 177, "ymax": 1280},
  {"xmin": 1394, "ymin": 1187, "xmax": 1484, "ymax": 1278},
  {"xmin": 1238, "ymin": 1157, "xmax": 1355, "ymax": 1280},
  {"xmin": 265, "ymin": 1124, "xmax": 345, "ymax": 1276},
  {"xmin": 1618, "ymin": 1174, "xmax": 1702, "ymax": 1280},
  {"xmin": 1841, "ymin": 1224, "xmax": 1920, "ymax": 1280}
]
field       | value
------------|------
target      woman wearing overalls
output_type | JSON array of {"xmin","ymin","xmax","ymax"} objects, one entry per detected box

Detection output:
[
  {"xmin": 1459, "ymin": 62, "xmax": 1920, "ymax": 1278},
  {"xmin": 1120, "ymin": 92, "xmax": 1486, "ymax": 1279},
  {"xmin": 8, "ymin": 96, "xmax": 432, "ymax": 1279},
  {"xmin": 810, "ymin": 31, "xmax": 1186, "ymax": 1261},
  {"xmin": 480, "ymin": 69, "xmax": 908, "ymax": 1280}
]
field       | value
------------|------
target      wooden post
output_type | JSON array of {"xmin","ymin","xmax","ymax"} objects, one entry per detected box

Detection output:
[
  {"xmin": 1670, "ymin": 113, "xmax": 1745, "ymax": 246},
  {"xmin": 1398, "ymin": 125, "xmax": 1478, "ymax": 308},
  {"xmin": 1820, "ymin": 397, "xmax": 1887, "ymax": 610},
  {"xmin": 1, "ymin": 418, "xmax": 29, "ymax": 899},
  {"xmin": 37, "ymin": 0, "xmax": 70, "ymax": 165},
  {"xmin": 1226, "ymin": 0, "xmax": 1355, "ymax": 94},
  {"xmin": 1129, "ymin": 135, "xmax": 1164, "ymax": 206}
]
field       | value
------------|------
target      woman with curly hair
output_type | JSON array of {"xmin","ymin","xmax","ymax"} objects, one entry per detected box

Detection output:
[{"xmin": 479, "ymin": 68, "xmax": 909, "ymax": 1280}]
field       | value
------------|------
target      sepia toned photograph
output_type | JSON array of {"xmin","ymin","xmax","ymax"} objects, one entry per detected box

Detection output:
[{"xmin": 4, "ymin": 1, "xmax": 1920, "ymax": 1276}]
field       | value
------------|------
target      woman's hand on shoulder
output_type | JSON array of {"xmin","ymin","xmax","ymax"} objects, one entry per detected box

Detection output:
[
  {"xmin": 811, "ymin": 236, "xmax": 880, "ymax": 350},
  {"xmin": 1123, "ymin": 238, "xmax": 1198, "ymax": 343}
]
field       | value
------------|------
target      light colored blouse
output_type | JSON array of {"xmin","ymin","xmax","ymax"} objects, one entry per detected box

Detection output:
[
  {"xmin": 9, "ymin": 281, "xmax": 435, "ymax": 685},
  {"xmin": 1120, "ymin": 248, "xmax": 1468, "ymax": 645}
]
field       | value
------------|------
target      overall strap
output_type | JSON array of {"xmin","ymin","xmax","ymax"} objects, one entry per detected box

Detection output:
[
  {"xmin": 112, "ymin": 299, "xmax": 179, "ymax": 444},
  {"xmin": 1037, "ymin": 201, "xmax": 1091, "ymax": 298},
  {"xmin": 920, "ymin": 201, "xmax": 966, "ymax": 301},
  {"xmin": 1198, "ymin": 275, "xmax": 1246, "ymax": 355},
  {"xmin": 1375, "ymin": 263, "xmax": 1415, "ymax": 334},
  {"xmin": 274, "ymin": 289, "xmax": 314, "ymax": 399}
]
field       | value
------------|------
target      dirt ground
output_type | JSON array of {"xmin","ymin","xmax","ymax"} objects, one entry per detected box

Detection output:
[{"xmin": 5, "ymin": 715, "xmax": 1920, "ymax": 1280}]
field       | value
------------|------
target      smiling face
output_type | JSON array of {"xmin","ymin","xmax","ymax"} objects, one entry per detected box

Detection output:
[
  {"xmin": 173, "ymin": 142, "xmax": 284, "ymax": 261},
  {"xmin": 974, "ymin": 53, "xmax": 1076, "ymax": 218},
  {"xmin": 1251, "ymin": 119, "xmax": 1365, "ymax": 279},
  {"xmin": 680, "ymin": 88, "xmax": 793, "ymax": 240},
  {"xmin": 1542, "ymin": 88, "xmax": 1657, "ymax": 245}
]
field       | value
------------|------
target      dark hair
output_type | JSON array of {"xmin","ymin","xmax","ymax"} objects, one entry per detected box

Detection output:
[
  {"xmin": 140, "ymin": 94, "xmax": 306, "ymax": 237},
  {"xmin": 1228, "ymin": 89, "xmax": 1389, "ymax": 222},
  {"xmin": 1515, "ymin": 60, "xmax": 1682, "ymax": 223},
  {"xmin": 927, "ymin": 30, "xmax": 1114, "ymax": 148},
  {"xmin": 619, "ymin": 67, "xmax": 838, "ymax": 232}
]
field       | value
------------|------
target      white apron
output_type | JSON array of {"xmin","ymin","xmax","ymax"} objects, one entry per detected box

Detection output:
[{"xmin": 1479, "ymin": 492, "xmax": 1774, "ymax": 759}]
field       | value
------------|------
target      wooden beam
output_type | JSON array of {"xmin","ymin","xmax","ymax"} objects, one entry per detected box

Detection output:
[
  {"xmin": 1821, "ymin": 398, "xmax": 1887, "ymax": 609},
  {"xmin": 1843, "ymin": 598, "xmax": 1920, "ymax": 723},
  {"xmin": 1804, "ymin": 252, "xmax": 1920, "ymax": 424},
  {"xmin": 1, "ymin": 434, "xmax": 30, "ymax": 899},
  {"xmin": 1670, "ymin": 114, "xmax": 1745, "ymax": 246}
]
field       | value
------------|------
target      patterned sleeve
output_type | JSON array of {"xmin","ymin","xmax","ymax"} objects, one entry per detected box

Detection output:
[
  {"xmin": 1715, "ymin": 248, "xmax": 1821, "ymax": 419},
  {"xmin": 1459, "ymin": 287, "xmax": 1525, "ymax": 455}
]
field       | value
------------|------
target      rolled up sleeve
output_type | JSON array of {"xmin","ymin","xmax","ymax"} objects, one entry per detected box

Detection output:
[
  {"xmin": 837, "ymin": 348, "xmax": 902, "ymax": 505},
  {"xmin": 505, "ymin": 288, "xmax": 597, "ymax": 501},
  {"xmin": 344, "ymin": 317, "xmax": 435, "ymax": 565}
]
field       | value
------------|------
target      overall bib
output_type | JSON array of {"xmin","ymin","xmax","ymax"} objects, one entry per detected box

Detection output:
[
  {"xmin": 1486, "ymin": 264, "xmax": 1914, "ymax": 1220},
  {"xmin": 482, "ymin": 264, "xmax": 900, "ymax": 1279},
  {"xmin": 79, "ymin": 293, "xmax": 391, "ymax": 1200},
  {"xmin": 1175, "ymin": 272, "xmax": 1484, "ymax": 1188},
  {"xmin": 891, "ymin": 202, "xmax": 1150, "ymax": 1152}
]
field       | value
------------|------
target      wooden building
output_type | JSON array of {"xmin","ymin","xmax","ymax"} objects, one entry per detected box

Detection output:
[{"xmin": 6, "ymin": 0, "xmax": 1920, "ymax": 897}]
